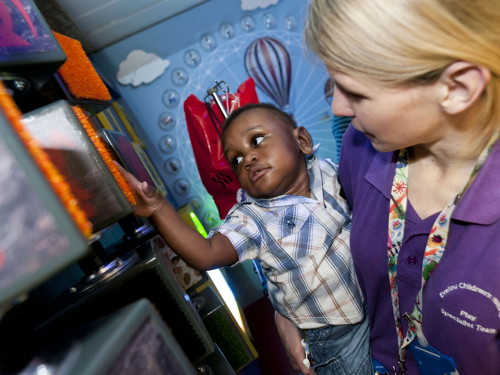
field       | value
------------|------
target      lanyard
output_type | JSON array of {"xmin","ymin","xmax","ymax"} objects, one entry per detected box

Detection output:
[{"xmin": 386, "ymin": 134, "xmax": 498, "ymax": 375}]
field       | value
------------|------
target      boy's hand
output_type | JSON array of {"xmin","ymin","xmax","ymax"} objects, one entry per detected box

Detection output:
[
  {"xmin": 114, "ymin": 161, "xmax": 167, "ymax": 217},
  {"xmin": 274, "ymin": 311, "xmax": 315, "ymax": 374}
]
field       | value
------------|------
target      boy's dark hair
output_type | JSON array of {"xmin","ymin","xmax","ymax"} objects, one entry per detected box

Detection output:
[{"xmin": 223, "ymin": 103, "xmax": 297, "ymax": 136}]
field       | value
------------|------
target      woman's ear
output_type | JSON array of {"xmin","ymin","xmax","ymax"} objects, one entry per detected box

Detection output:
[
  {"xmin": 296, "ymin": 126, "xmax": 314, "ymax": 155},
  {"xmin": 440, "ymin": 61, "xmax": 491, "ymax": 114}
]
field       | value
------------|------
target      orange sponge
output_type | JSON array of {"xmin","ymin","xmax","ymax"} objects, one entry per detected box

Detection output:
[{"xmin": 54, "ymin": 31, "xmax": 111, "ymax": 101}]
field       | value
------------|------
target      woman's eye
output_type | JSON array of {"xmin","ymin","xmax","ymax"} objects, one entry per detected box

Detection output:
[
  {"xmin": 232, "ymin": 156, "xmax": 243, "ymax": 166},
  {"xmin": 252, "ymin": 135, "xmax": 264, "ymax": 146},
  {"xmin": 336, "ymin": 85, "xmax": 366, "ymax": 103},
  {"xmin": 345, "ymin": 91, "xmax": 366, "ymax": 103},
  {"xmin": 348, "ymin": 95, "xmax": 363, "ymax": 103}
]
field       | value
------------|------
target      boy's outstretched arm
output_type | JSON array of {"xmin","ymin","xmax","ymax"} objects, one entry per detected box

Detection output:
[{"xmin": 116, "ymin": 162, "xmax": 238, "ymax": 270}]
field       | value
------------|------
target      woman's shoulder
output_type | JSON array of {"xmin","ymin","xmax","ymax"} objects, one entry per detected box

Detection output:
[
  {"xmin": 338, "ymin": 126, "xmax": 395, "ymax": 205},
  {"xmin": 342, "ymin": 125, "xmax": 376, "ymax": 156},
  {"xmin": 339, "ymin": 125, "xmax": 378, "ymax": 176}
]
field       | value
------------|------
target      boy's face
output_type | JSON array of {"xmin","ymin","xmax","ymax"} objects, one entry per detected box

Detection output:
[{"xmin": 222, "ymin": 108, "xmax": 312, "ymax": 199}]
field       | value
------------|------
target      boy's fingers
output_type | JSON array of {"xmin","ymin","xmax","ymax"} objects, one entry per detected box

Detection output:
[
  {"xmin": 113, "ymin": 160, "xmax": 126, "ymax": 173},
  {"xmin": 142, "ymin": 181, "xmax": 158, "ymax": 198},
  {"xmin": 113, "ymin": 160, "xmax": 136, "ymax": 182}
]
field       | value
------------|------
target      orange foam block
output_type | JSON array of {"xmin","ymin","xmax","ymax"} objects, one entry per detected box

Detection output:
[{"xmin": 54, "ymin": 31, "xmax": 111, "ymax": 101}]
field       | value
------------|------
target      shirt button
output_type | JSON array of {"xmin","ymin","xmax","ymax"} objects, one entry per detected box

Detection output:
[{"xmin": 407, "ymin": 255, "xmax": 418, "ymax": 265}]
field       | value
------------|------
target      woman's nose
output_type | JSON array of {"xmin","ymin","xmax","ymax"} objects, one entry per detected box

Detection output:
[{"xmin": 332, "ymin": 90, "xmax": 355, "ymax": 118}]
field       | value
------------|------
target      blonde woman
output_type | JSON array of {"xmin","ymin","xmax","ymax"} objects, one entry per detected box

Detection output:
[{"xmin": 275, "ymin": 0, "xmax": 500, "ymax": 374}]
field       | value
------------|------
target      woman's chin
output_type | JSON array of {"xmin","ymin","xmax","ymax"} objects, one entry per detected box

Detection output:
[{"xmin": 368, "ymin": 138, "xmax": 398, "ymax": 153}]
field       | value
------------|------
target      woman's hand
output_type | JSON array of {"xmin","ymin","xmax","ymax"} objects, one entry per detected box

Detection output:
[
  {"xmin": 275, "ymin": 311, "xmax": 315, "ymax": 374},
  {"xmin": 114, "ymin": 161, "xmax": 167, "ymax": 217}
]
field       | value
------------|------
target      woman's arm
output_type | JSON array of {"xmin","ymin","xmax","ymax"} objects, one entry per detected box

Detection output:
[{"xmin": 274, "ymin": 311, "xmax": 315, "ymax": 374}]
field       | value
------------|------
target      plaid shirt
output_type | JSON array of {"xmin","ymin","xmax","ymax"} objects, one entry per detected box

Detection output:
[{"xmin": 210, "ymin": 156, "xmax": 364, "ymax": 327}]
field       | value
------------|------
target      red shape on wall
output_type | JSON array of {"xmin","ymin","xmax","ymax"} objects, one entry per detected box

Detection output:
[{"xmin": 184, "ymin": 78, "xmax": 259, "ymax": 219}]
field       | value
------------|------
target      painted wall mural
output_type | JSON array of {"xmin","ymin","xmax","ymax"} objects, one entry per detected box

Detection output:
[
  {"xmin": 241, "ymin": 0, "xmax": 281, "ymax": 11},
  {"xmin": 244, "ymin": 36, "xmax": 291, "ymax": 110},
  {"xmin": 116, "ymin": 50, "xmax": 170, "ymax": 87},
  {"xmin": 92, "ymin": 0, "xmax": 341, "ymax": 230}
]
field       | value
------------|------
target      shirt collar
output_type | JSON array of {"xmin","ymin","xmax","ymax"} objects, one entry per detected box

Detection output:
[
  {"xmin": 364, "ymin": 142, "xmax": 500, "ymax": 225},
  {"xmin": 308, "ymin": 155, "xmax": 326, "ymax": 204},
  {"xmin": 365, "ymin": 150, "xmax": 396, "ymax": 201},
  {"xmin": 454, "ymin": 140, "xmax": 500, "ymax": 224}
]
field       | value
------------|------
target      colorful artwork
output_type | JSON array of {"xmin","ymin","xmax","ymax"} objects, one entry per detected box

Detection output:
[
  {"xmin": 0, "ymin": 0, "xmax": 57, "ymax": 53},
  {"xmin": 92, "ymin": 0, "xmax": 337, "ymax": 231},
  {"xmin": 244, "ymin": 37, "xmax": 291, "ymax": 109}
]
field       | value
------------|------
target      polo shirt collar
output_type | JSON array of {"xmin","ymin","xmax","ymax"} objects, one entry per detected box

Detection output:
[
  {"xmin": 364, "ymin": 142, "xmax": 500, "ymax": 225},
  {"xmin": 454, "ymin": 140, "xmax": 500, "ymax": 224},
  {"xmin": 365, "ymin": 150, "xmax": 396, "ymax": 201}
]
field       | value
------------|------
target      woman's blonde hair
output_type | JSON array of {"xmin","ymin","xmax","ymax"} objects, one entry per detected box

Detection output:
[{"xmin": 305, "ymin": 0, "xmax": 500, "ymax": 128}]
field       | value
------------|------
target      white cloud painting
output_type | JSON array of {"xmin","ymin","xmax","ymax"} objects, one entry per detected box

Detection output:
[
  {"xmin": 241, "ymin": 0, "xmax": 280, "ymax": 11},
  {"xmin": 116, "ymin": 50, "xmax": 170, "ymax": 86}
]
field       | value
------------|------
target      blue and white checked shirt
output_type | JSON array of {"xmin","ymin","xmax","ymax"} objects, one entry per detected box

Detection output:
[{"xmin": 209, "ymin": 156, "xmax": 364, "ymax": 328}]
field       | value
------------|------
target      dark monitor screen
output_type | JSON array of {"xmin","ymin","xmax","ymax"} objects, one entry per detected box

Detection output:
[
  {"xmin": 0, "ymin": 97, "xmax": 88, "ymax": 308},
  {"xmin": 0, "ymin": 0, "xmax": 66, "ymax": 96},
  {"xmin": 22, "ymin": 100, "xmax": 133, "ymax": 237},
  {"xmin": 100, "ymin": 129, "xmax": 157, "ymax": 189},
  {"xmin": 21, "ymin": 299, "xmax": 197, "ymax": 375}
]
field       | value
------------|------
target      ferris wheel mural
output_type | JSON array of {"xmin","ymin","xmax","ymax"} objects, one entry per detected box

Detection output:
[
  {"xmin": 108, "ymin": 9, "xmax": 340, "ymax": 230},
  {"xmin": 164, "ymin": 28, "xmax": 337, "ymax": 227}
]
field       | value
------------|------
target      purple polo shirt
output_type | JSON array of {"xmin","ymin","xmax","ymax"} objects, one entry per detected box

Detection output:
[{"xmin": 339, "ymin": 125, "xmax": 500, "ymax": 375}]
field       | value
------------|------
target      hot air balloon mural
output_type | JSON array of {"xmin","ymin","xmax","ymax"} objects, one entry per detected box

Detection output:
[{"xmin": 244, "ymin": 37, "xmax": 292, "ymax": 109}]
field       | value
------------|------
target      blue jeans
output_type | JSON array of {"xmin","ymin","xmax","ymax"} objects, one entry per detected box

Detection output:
[{"xmin": 302, "ymin": 312, "xmax": 372, "ymax": 375}]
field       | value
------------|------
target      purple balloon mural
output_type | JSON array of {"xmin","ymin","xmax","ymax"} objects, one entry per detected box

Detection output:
[{"xmin": 244, "ymin": 37, "xmax": 292, "ymax": 109}]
